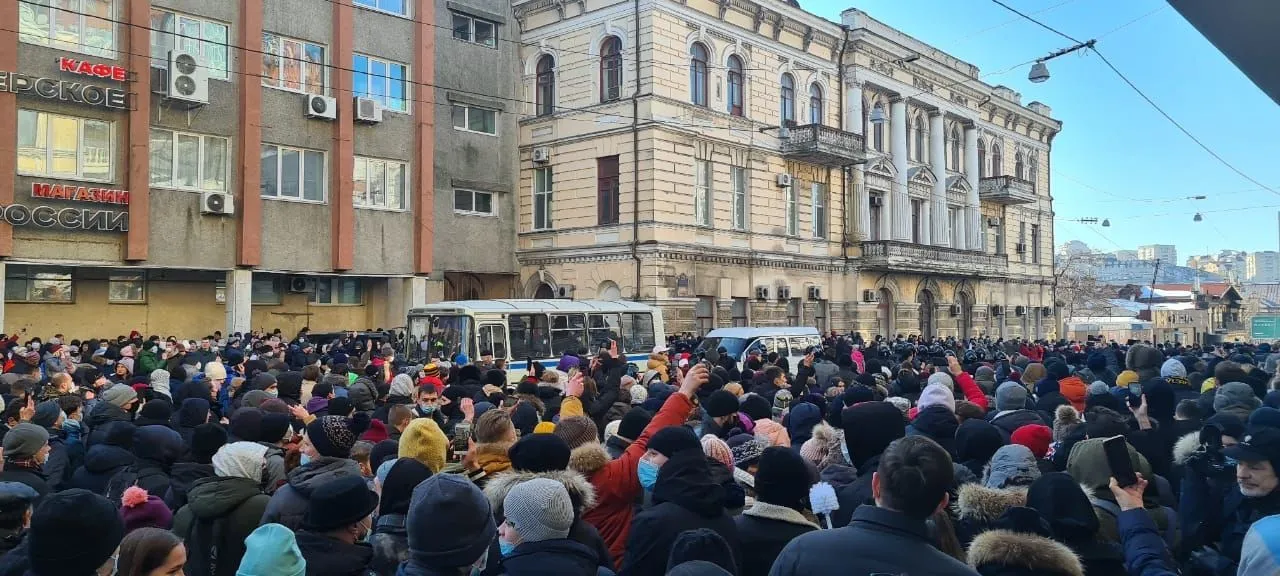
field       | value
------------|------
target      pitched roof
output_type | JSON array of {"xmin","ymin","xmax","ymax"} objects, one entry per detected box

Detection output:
[{"xmin": 1152, "ymin": 283, "xmax": 1236, "ymax": 298}]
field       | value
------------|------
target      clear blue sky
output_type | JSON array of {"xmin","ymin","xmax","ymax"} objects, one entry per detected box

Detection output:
[{"xmin": 804, "ymin": 0, "xmax": 1280, "ymax": 260}]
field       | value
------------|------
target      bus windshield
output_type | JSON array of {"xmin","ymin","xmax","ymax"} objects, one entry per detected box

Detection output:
[
  {"xmin": 424, "ymin": 315, "xmax": 472, "ymax": 360},
  {"xmin": 696, "ymin": 336, "xmax": 750, "ymax": 359}
]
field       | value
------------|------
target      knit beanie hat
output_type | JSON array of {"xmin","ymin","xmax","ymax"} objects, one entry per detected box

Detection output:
[
  {"xmin": 754, "ymin": 446, "xmax": 813, "ymax": 509},
  {"xmin": 407, "ymin": 474, "xmax": 496, "ymax": 568},
  {"xmin": 995, "ymin": 381, "xmax": 1028, "ymax": 412},
  {"xmin": 533, "ymin": 422, "xmax": 557, "ymax": 434},
  {"xmin": 604, "ymin": 420, "xmax": 622, "ymax": 440},
  {"xmin": 753, "ymin": 418, "xmax": 790, "ymax": 447},
  {"xmin": 1088, "ymin": 381, "xmax": 1110, "ymax": 396},
  {"xmin": 214, "ymin": 441, "xmax": 270, "ymax": 483},
  {"xmin": 630, "ymin": 384, "xmax": 648, "ymax": 405},
  {"xmin": 204, "ymin": 361, "xmax": 228, "ymax": 381},
  {"xmin": 102, "ymin": 383, "xmax": 136, "ymax": 408},
  {"xmin": 917, "ymin": 383, "xmax": 955, "ymax": 413},
  {"xmin": 1161, "ymin": 358, "xmax": 1187, "ymax": 378},
  {"xmin": 739, "ymin": 394, "xmax": 772, "ymax": 421},
  {"xmin": 554, "ymin": 416, "xmax": 599, "ymax": 450},
  {"xmin": 238, "ymin": 524, "xmax": 305, "ymax": 576},
  {"xmin": 1020, "ymin": 364, "xmax": 1046, "ymax": 387},
  {"xmin": 617, "ymin": 407, "xmax": 652, "ymax": 441},
  {"xmin": 667, "ymin": 528, "xmax": 738, "ymax": 575},
  {"xmin": 1116, "ymin": 370, "xmax": 1140, "ymax": 388},
  {"xmin": 150, "ymin": 369, "xmax": 171, "ymax": 397},
  {"xmin": 31, "ymin": 401, "xmax": 61, "ymax": 429},
  {"xmin": 1052, "ymin": 404, "xmax": 1080, "ymax": 442},
  {"xmin": 29, "ymin": 489, "xmax": 123, "ymax": 576},
  {"xmin": 361, "ymin": 419, "xmax": 390, "ymax": 444},
  {"xmin": 503, "ymin": 477, "xmax": 575, "ymax": 543},
  {"xmin": 229, "ymin": 407, "xmax": 265, "ymax": 442},
  {"xmin": 728, "ymin": 434, "xmax": 766, "ymax": 469},
  {"xmin": 191, "ymin": 423, "xmax": 228, "ymax": 464},
  {"xmin": 701, "ymin": 434, "xmax": 733, "ymax": 469},
  {"xmin": 1216, "ymin": 382, "xmax": 1262, "ymax": 413},
  {"xmin": 260, "ymin": 413, "xmax": 292, "ymax": 444},
  {"xmin": 307, "ymin": 413, "xmax": 372, "ymax": 459},
  {"xmin": 370, "ymin": 439, "xmax": 401, "ymax": 471},
  {"xmin": 380, "ymin": 458, "xmax": 432, "ymax": 516},
  {"xmin": 119, "ymin": 486, "xmax": 173, "ymax": 533},
  {"xmin": 399, "ymin": 417, "xmax": 448, "ymax": 473},
  {"xmin": 1010, "ymin": 424, "xmax": 1053, "ymax": 459},
  {"xmin": 508, "ymin": 433, "xmax": 571, "ymax": 473},
  {"xmin": 2, "ymin": 423, "xmax": 48, "ymax": 459},
  {"xmin": 648, "ymin": 426, "xmax": 701, "ymax": 458},
  {"xmin": 927, "ymin": 372, "xmax": 954, "ymax": 391},
  {"xmin": 705, "ymin": 390, "xmax": 739, "ymax": 418}
]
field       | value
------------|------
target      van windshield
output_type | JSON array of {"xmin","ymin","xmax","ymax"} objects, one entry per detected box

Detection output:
[{"xmin": 696, "ymin": 337, "xmax": 750, "ymax": 359}]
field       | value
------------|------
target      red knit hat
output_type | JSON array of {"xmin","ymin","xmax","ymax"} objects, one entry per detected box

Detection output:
[
  {"xmin": 361, "ymin": 418, "xmax": 390, "ymax": 443},
  {"xmin": 1011, "ymin": 424, "xmax": 1053, "ymax": 459}
]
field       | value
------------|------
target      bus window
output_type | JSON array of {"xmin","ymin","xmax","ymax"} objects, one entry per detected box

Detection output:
[
  {"xmin": 588, "ymin": 313, "xmax": 622, "ymax": 351},
  {"xmin": 427, "ymin": 315, "xmax": 472, "ymax": 360},
  {"xmin": 550, "ymin": 313, "xmax": 586, "ymax": 356},
  {"xmin": 509, "ymin": 314, "xmax": 550, "ymax": 359},
  {"xmin": 479, "ymin": 324, "xmax": 509, "ymax": 359},
  {"xmin": 622, "ymin": 313, "xmax": 655, "ymax": 351}
]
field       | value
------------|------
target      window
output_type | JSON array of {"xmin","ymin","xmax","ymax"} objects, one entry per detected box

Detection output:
[
  {"xmin": 785, "ymin": 183, "xmax": 798, "ymax": 236},
  {"xmin": 991, "ymin": 143, "xmax": 1003, "ymax": 176},
  {"xmin": 309, "ymin": 278, "xmax": 363, "ymax": 305},
  {"xmin": 354, "ymin": 157, "xmax": 407, "ymax": 210},
  {"xmin": 621, "ymin": 313, "xmax": 656, "ymax": 351},
  {"xmin": 995, "ymin": 219, "xmax": 1005, "ymax": 254},
  {"xmin": 696, "ymin": 297, "xmax": 715, "ymax": 334},
  {"xmin": 108, "ymin": 272, "xmax": 145, "ymax": 303},
  {"xmin": 149, "ymin": 128, "xmax": 228, "ymax": 192},
  {"xmin": 1029, "ymin": 152, "xmax": 1039, "ymax": 183},
  {"xmin": 949, "ymin": 127, "xmax": 961, "ymax": 171},
  {"xmin": 1031, "ymin": 224, "xmax": 1041, "ymax": 264},
  {"xmin": 587, "ymin": 313, "xmax": 622, "ymax": 349},
  {"xmin": 451, "ymin": 104, "xmax": 497, "ymax": 135},
  {"xmin": 869, "ymin": 193, "xmax": 883, "ymax": 241},
  {"xmin": 949, "ymin": 208, "xmax": 961, "ymax": 248},
  {"xmin": 533, "ymin": 167, "xmax": 553, "ymax": 230},
  {"xmin": 251, "ymin": 278, "xmax": 282, "ymax": 305},
  {"xmin": 872, "ymin": 112, "xmax": 885, "ymax": 152},
  {"xmin": 911, "ymin": 199, "xmax": 923, "ymax": 243},
  {"xmin": 453, "ymin": 189, "xmax": 494, "ymax": 216},
  {"xmin": 478, "ymin": 324, "xmax": 508, "ymax": 359},
  {"xmin": 694, "ymin": 159, "xmax": 712, "ymax": 227},
  {"xmin": 549, "ymin": 313, "xmax": 586, "ymax": 356},
  {"xmin": 809, "ymin": 83, "xmax": 823, "ymax": 125},
  {"xmin": 452, "ymin": 13, "xmax": 496, "ymax": 48},
  {"xmin": 5, "ymin": 266, "xmax": 73, "ymax": 303},
  {"xmin": 912, "ymin": 115, "xmax": 927, "ymax": 162},
  {"xmin": 597, "ymin": 156, "xmax": 620, "ymax": 225},
  {"xmin": 19, "ymin": 0, "xmax": 114, "ymax": 57},
  {"xmin": 262, "ymin": 32, "xmax": 325, "ymax": 94},
  {"xmin": 811, "ymin": 182, "xmax": 827, "ymax": 238},
  {"xmin": 509, "ymin": 314, "xmax": 550, "ymax": 359},
  {"xmin": 261, "ymin": 144, "xmax": 325, "ymax": 202},
  {"xmin": 731, "ymin": 165, "xmax": 747, "ymax": 230},
  {"xmin": 535, "ymin": 55, "xmax": 555, "ymax": 116},
  {"xmin": 150, "ymin": 10, "xmax": 229, "ymax": 80},
  {"xmin": 731, "ymin": 298, "xmax": 748, "ymax": 327},
  {"xmin": 355, "ymin": 0, "xmax": 408, "ymax": 16},
  {"xmin": 354, "ymin": 54, "xmax": 408, "ymax": 113},
  {"xmin": 1015, "ymin": 152, "xmax": 1025, "ymax": 179},
  {"xmin": 780, "ymin": 74, "xmax": 795, "ymax": 126},
  {"xmin": 690, "ymin": 43, "xmax": 709, "ymax": 106},
  {"xmin": 727, "ymin": 56, "xmax": 744, "ymax": 116},
  {"xmin": 1018, "ymin": 221, "xmax": 1027, "ymax": 263},
  {"xmin": 977, "ymin": 138, "xmax": 987, "ymax": 178},
  {"xmin": 17, "ymin": 110, "xmax": 113, "ymax": 182},
  {"xmin": 600, "ymin": 36, "xmax": 623, "ymax": 102}
]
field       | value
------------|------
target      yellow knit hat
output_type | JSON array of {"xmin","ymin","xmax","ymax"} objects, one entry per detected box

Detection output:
[
  {"xmin": 533, "ymin": 421, "xmax": 557, "ymax": 434},
  {"xmin": 1116, "ymin": 370, "xmax": 1140, "ymax": 388},
  {"xmin": 398, "ymin": 418, "xmax": 448, "ymax": 473},
  {"xmin": 1201, "ymin": 376, "xmax": 1218, "ymax": 393}
]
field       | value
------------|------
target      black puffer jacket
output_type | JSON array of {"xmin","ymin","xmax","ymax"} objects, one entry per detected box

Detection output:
[
  {"xmin": 165, "ymin": 461, "xmax": 215, "ymax": 510},
  {"xmin": 105, "ymin": 425, "xmax": 184, "ymax": 504},
  {"xmin": 294, "ymin": 532, "xmax": 375, "ymax": 576},
  {"xmin": 501, "ymin": 538, "xmax": 605, "ymax": 576},
  {"xmin": 988, "ymin": 409, "xmax": 1047, "ymax": 442},
  {"xmin": 85, "ymin": 401, "xmax": 133, "ymax": 447},
  {"xmin": 67, "ymin": 442, "xmax": 134, "ymax": 495}
]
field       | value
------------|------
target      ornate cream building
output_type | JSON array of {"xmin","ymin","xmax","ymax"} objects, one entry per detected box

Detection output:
[{"xmin": 511, "ymin": 0, "xmax": 1060, "ymax": 338}]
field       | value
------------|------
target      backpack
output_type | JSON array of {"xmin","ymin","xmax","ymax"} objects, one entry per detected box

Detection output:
[{"xmin": 1090, "ymin": 496, "xmax": 1179, "ymax": 550}]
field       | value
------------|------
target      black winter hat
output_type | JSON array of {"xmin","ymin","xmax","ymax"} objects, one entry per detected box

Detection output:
[
  {"xmin": 510, "ymin": 402, "xmax": 540, "ymax": 437},
  {"xmin": 1025, "ymin": 472, "xmax": 1099, "ymax": 544},
  {"xmin": 738, "ymin": 394, "xmax": 772, "ymax": 421},
  {"xmin": 843, "ymin": 385, "xmax": 875, "ymax": 406},
  {"xmin": 103, "ymin": 421, "xmax": 137, "ymax": 448},
  {"xmin": 648, "ymin": 425, "xmax": 701, "ymax": 458},
  {"xmin": 380, "ymin": 458, "xmax": 432, "ymax": 516},
  {"xmin": 190, "ymin": 423, "xmax": 228, "ymax": 464},
  {"xmin": 483, "ymin": 369, "xmax": 507, "ymax": 388},
  {"xmin": 137, "ymin": 398, "xmax": 172, "ymax": 422},
  {"xmin": 306, "ymin": 413, "xmax": 372, "ymax": 458},
  {"xmin": 370, "ymin": 439, "xmax": 400, "ymax": 470},
  {"xmin": 516, "ymin": 381, "xmax": 540, "ymax": 396},
  {"xmin": 754, "ymin": 446, "xmax": 814, "ymax": 510},
  {"xmin": 841, "ymin": 401, "xmax": 906, "ymax": 469},
  {"xmin": 704, "ymin": 390, "xmax": 739, "ymax": 418},
  {"xmin": 229, "ymin": 407, "xmax": 264, "ymax": 442},
  {"xmin": 29, "ymin": 489, "xmax": 123, "ymax": 575},
  {"xmin": 617, "ymin": 407, "xmax": 652, "ymax": 441},
  {"xmin": 329, "ymin": 397, "xmax": 354, "ymax": 417},
  {"xmin": 994, "ymin": 506, "xmax": 1054, "ymax": 539},
  {"xmin": 666, "ymin": 528, "xmax": 738, "ymax": 575},
  {"xmin": 303, "ymin": 475, "xmax": 380, "ymax": 531},
  {"xmin": 507, "ymin": 433, "xmax": 571, "ymax": 472},
  {"xmin": 259, "ymin": 412, "xmax": 292, "ymax": 444},
  {"xmin": 251, "ymin": 372, "xmax": 277, "ymax": 391}
]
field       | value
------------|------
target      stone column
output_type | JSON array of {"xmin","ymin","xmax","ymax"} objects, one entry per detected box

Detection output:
[
  {"xmin": 853, "ymin": 165, "xmax": 870, "ymax": 241},
  {"xmin": 386, "ymin": 276, "xmax": 429, "ymax": 330},
  {"xmin": 844, "ymin": 81, "xmax": 863, "ymax": 134},
  {"xmin": 225, "ymin": 269, "xmax": 253, "ymax": 335},
  {"xmin": 929, "ymin": 112, "xmax": 948, "ymax": 247},
  {"xmin": 890, "ymin": 99, "xmax": 909, "ymax": 241},
  {"xmin": 964, "ymin": 125, "xmax": 982, "ymax": 250}
]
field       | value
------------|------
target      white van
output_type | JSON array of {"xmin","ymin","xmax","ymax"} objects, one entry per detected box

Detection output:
[{"xmin": 695, "ymin": 327, "xmax": 822, "ymax": 375}]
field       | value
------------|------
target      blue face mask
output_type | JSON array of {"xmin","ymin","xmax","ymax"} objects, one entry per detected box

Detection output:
[
  {"xmin": 265, "ymin": 389, "xmax": 279, "ymax": 398},
  {"xmin": 300, "ymin": 453, "xmax": 312, "ymax": 466},
  {"xmin": 637, "ymin": 459, "xmax": 660, "ymax": 490},
  {"xmin": 419, "ymin": 403, "xmax": 436, "ymax": 414},
  {"xmin": 499, "ymin": 539, "xmax": 517, "ymax": 557}
]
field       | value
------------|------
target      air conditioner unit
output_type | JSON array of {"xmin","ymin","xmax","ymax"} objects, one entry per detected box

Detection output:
[
  {"xmin": 1015, "ymin": 305, "xmax": 1027, "ymax": 317},
  {"xmin": 949, "ymin": 304, "xmax": 960, "ymax": 317},
  {"xmin": 869, "ymin": 196, "xmax": 884, "ymax": 207},
  {"xmin": 354, "ymin": 97, "xmax": 383, "ymax": 123},
  {"xmin": 755, "ymin": 286, "xmax": 770, "ymax": 300},
  {"xmin": 288, "ymin": 277, "xmax": 316, "ymax": 293},
  {"xmin": 807, "ymin": 286, "xmax": 822, "ymax": 300},
  {"xmin": 1041, "ymin": 306, "xmax": 1053, "ymax": 317},
  {"xmin": 987, "ymin": 217, "xmax": 1001, "ymax": 227},
  {"xmin": 556, "ymin": 284, "xmax": 575, "ymax": 299},
  {"xmin": 532, "ymin": 147, "xmax": 551, "ymax": 163},
  {"xmin": 776, "ymin": 173, "xmax": 793, "ymax": 187},
  {"xmin": 305, "ymin": 94, "xmax": 337, "ymax": 120},
  {"xmin": 777, "ymin": 285, "xmax": 792, "ymax": 301},
  {"xmin": 1015, "ymin": 243, "xmax": 1027, "ymax": 254},
  {"xmin": 862, "ymin": 289, "xmax": 879, "ymax": 303},
  {"xmin": 200, "ymin": 191, "xmax": 234, "ymax": 216},
  {"xmin": 166, "ymin": 50, "xmax": 208, "ymax": 105},
  {"xmin": 990, "ymin": 305, "xmax": 1004, "ymax": 317}
]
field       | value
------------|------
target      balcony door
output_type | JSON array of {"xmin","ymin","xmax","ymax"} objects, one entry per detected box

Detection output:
[{"xmin": 918, "ymin": 289, "xmax": 935, "ymax": 338}]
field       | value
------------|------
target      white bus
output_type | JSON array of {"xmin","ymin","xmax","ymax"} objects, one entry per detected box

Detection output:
[{"xmin": 406, "ymin": 299, "xmax": 665, "ymax": 382}]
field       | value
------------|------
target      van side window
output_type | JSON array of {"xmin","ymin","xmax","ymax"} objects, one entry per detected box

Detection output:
[{"xmin": 509, "ymin": 314, "xmax": 550, "ymax": 359}]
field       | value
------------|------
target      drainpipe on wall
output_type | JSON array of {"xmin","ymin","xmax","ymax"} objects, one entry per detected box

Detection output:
[
  {"xmin": 630, "ymin": 0, "xmax": 642, "ymax": 300},
  {"xmin": 837, "ymin": 26, "xmax": 850, "ymax": 258}
]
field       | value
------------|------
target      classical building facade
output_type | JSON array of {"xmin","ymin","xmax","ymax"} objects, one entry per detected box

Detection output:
[{"xmin": 512, "ymin": 0, "xmax": 1059, "ymax": 338}]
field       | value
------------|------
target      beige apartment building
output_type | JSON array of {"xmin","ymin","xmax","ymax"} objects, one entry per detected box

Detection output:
[{"xmin": 511, "ymin": 0, "xmax": 1060, "ymax": 338}]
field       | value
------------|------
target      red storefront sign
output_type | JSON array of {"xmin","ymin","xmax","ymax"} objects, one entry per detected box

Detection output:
[
  {"xmin": 58, "ymin": 57, "xmax": 128, "ymax": 82},
  {"xmin": 31, "ymin": 182, "xmax": 131, "ymax": 205}
]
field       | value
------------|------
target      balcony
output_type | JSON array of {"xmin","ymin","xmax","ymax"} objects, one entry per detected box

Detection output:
[
  {"xmin": 779, "ymin": 124, "xmax": 868, "ymax": 166},
  {"xmin": 860, "ymin": 240, "xmax": 1008, "ymax": 277},
  {"xmin": 979, "ymin": 175, "xmax": 1037, "ymax": 204}
]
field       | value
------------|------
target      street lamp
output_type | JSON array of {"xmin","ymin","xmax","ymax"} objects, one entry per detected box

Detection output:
[
  {"xmin": 1028, "ymin": 60, "xmax": 1050, "ymax": 83},
  {"xmin": 869, "ymin": 102, "xmax": 887, "ymax": 125}
]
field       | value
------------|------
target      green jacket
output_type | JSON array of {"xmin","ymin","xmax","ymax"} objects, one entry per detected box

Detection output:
[
  {"xmin": 173, "ymin": 476, "xmax": 270, "ymax": 576},
  {"xmin": 137, "ymin": 350, "xmax": 163, "ymax": 377}
]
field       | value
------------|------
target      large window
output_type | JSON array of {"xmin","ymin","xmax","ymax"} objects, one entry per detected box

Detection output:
[
  {"xmin": 869, "ymin": 193, "xmax": 883, "ymax": 241},
  {"xmin": 451, "ymin": 104, "xmax": 497, "ymax": 135},
  {"xmin": 310, "ymin": 278, "xmax": 363, "ymax": 305},
  {"xmin": 252, "ymin": 278, "xmax": 282, "ymax": 305},
  {"xmin": 949, "ymin": 127, "xmax": 961, "ymax": 171},
  {"xmin": 731, "ymin": 165, "xmax": 747, "ymax": 230},
  {"xmin": 912, "ymin": 115, "xmax": 926, "ymax": 162},
  {"xmin": 587, "ymin": 313, "xmax": 622, "ymax": 350},
  {"xmin": 533, "ymin": 167, "xmax": 553, "ymax": 230},
  {"xmin": 809, "ymin": 84, "xmax": 823, "ymax": 125},
  {"xmin": 550, "ymin": 313, "xmax": 586, "ymax": 356},
  {"xmin": 991, "ymin": 143, "xmax": 1003, "ymax": 176},
  {"xmin": 354, "ymin": 54, "xmax": 408, "ymax": 113},
  {"xmin": 5, "ymin": 266, "xmax": 73, "ymax": 303},
  {"xmin": 977, "ymin": 138, "xmax": 987, "ymax": 178},
  {"xmin": 811, "ymin": 182, "xmax": 827, "ymax": 238},
  {"xmin": 911, "ymin": 199, "xmax": 923, "ymax": 243},
  {"xmin": 1029, "ymin": 152, "xmax": 1039, "ymax": 183},
  {"xmin": 1031, "ymin": 224, "xmax": 1041, "ymax": 264},
  {"xmin": 597, "ymin": 156, "xmax": 620, "ymax": 225},
  {"xmin": 621, "ymin": 313, "xmax": 656, "ymax": 351},
  {"xmin": 535, "ymin": 55, "xmax": 555, "ymax": 117},
  {"xmin": 453, "ymin": 189, "xmax": 494, "ymax": 216},
  {"xmin": 689, "ymin": 43, "xmax": 709, "ymax": 107},
  {"xmin": 785, "ymin": 183, "xmax": 798, "ymax": 236},
  {"xmin": 261, "ymin": 32, "xmax": 325, "ymax": 94},
  {"xmin": 17, "ymin": 110, "xmax": 113, "ymax": 182},
  {"xmin": 354, "ymin": 157, "xmax": 406, "ymax": 210},
  {"xmin": 600, "ymin": 36, "xmax": 623, "ymax": 103},
  {"xmin": 19, "ymin": 0, "xmax": 114, "ymax": 57},
  {"xmin": 872, "ymin": 112, "xmax": 885, "ymax": 152},
  {"xmin": 150, "ymin": 10, "xmax": 229, "ymax": 80},
  {"xmin": 150, "ymin": 128, "xmax": 228, "ymax": 192},
  {"xmin": 355, "ymin": 0, "xmax": 408, "ymax": 16},
  {"xmin": 1015, "ymin": 152, "xmax": 1026, "ymax": 180},
  {"xmin": 780, "ymin": 74, "xmax": 795, "ymax": 127},
  {"xmin": 694, "ymin": 159, "xmax": 712, "ymax": 227},
  {"xmin": 452, "ymin": 13, "xmax": 496, "ymax": 48},
  {"xmin": 509, "ymin": 314, "xmax": 550, "ymax": 358},
  {"xmin": 727, "ymin": 56, "xmax": 744, "ymax": 117},
  {"xmin": 108, "ymin": 272, "xmax": 146, "ymax": 303},
  {"xmin": 261, "ymin": 144, "xmax": 325, "ymax": 202}
]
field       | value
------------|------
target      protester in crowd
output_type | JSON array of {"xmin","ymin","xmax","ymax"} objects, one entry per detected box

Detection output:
[
  {"xmin": 115, "ymin": 527, "xmax": 186, "ymax": 576},
  {"xmin": 261, "ymin": 413, "xmax": 369, "ymax": 530},
  {"xmin": 293, "ymin": 475, "xmax": 378, "ymax": 575},
  {"xmin": 733, "ymin": 447, "xmax": 817, "ymax": 576},
  {"xmin": 237, "ymin": 523, "xmax": 306, "ymax": 576},
  {"xmin": 0, "ymin": 482, "xmax": 38, "ymax": 556}
]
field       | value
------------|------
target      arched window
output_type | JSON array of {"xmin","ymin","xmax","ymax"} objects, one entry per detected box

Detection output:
[
  {"xmin": 949, "ymin": 127, "xmax": 961, "ymax": 171},
  {"xmin": 912, "ymin": 115, "xmax": 926, "ymax": 162},
  {"xmin": 809, "ymin": 83, "xmax": 823, "ymax": 125},
  {"xmin": 1028, "ymin": 152, "xmax": 1039, "ymax": 183},
  {"xmin": 780, "ymin": 73, "xmax": 795, "ymax": 126},
  {"xmin": 991, "ymin": 143, "xmax": 1003, "ymax": 176},
  {"xmin": 1015, "ymin": 151, "xmax": 1025, "ymax": 179},
  {"xmin": 536, "ymin": 55, "xmax": 555, "ymax": 116},
  {"xmin": 726, "ymin": 55, "xmax": 744, "ymax": 116},
  {"xmin": 977, "ymin": 138, "xmax": 986, "ymax": 178},
  {"xmin": 600, "ymin": 36, "xmax": 622, "ymax": 102},
  {"xmin": 689, "ymin": 42, "xmax": 709, "ymax": 106},
  {"xmin": 871, "ymin": 100, "xmax": 886, "ymax": 152}
]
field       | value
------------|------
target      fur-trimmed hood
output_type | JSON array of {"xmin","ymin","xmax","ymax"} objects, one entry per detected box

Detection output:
[
  {"xmin": 954, "ymin": 484, "xmax": 1028, "ymax": 523},
  {"xmin": 1173, "ymin": 431, "xmax": 1200, "ymax": 466},
  {"xmin": 967, "ymin": 529, "xmax": 1084, "ymax": 576},
  {"xmin": 483, "ymin": 468, "xmax": 598, "ymax": 518},
  {"xmin": 568, "ymin": 441, "xmax": 611, "ymax": 477},
  {"xmin": 741, "ymin": 501, "xmax": 818, "ymax": 529}
]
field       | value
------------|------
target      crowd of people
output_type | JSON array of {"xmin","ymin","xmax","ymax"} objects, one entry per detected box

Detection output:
[{"xmin": 1, "ymin": 328, "xmax": 1280, "ymax": 575}]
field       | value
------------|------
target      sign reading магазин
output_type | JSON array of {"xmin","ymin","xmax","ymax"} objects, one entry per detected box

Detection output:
[
  {"xmin": 31, "ymin": 182, "xmax": 130, "ymax": 205},
  {"xmin": 0, "ymin": 71, "xmax": 128, "ymax": 110}
]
